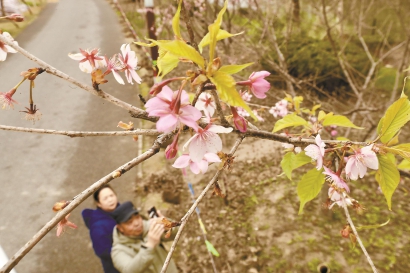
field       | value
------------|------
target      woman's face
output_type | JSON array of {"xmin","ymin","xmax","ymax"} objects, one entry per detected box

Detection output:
[{"xmin": 97, "ymin": 188, "xmax": 118, "ymax": 212}]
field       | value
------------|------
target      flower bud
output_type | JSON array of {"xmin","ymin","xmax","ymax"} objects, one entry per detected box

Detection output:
[
  {"xmin": 6, "ymin": 14, "xmax": 24, "ymax": 22},
  {"xmin": 53, "ymin": 201, "xmax": 69, "ymax": 212},
  {"xmin": 117, "ymin": 121, "xmax": 134, "ymax": 130},
  {"xmin": 165, "ymin": 134, "xmax": 179, "ymax": 159},
  {"xmin": 230, "ymin": 106, "xmax": 247, "ymax": 132},
  {"xmin": 112, "ymin": 171, "xmax": 122, "ymax": 178}
]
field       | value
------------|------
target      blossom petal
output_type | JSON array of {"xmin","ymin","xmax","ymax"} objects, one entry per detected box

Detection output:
[
  {"xmin": 172, "ymin": 154, "xmax": 190, "ymax": 168},
  {"xmin": 68, "ymin": 52, "xmax": 84, "ymax": 61},
  {"xmin": 156, "ymin": 114, "xmax": 178, "ymax": 132},
  {"xmin": 189, "ymin": 135, "xmax": 207, "ymax": 163},
  {"xmin": 112, "ymin": 70, "xmax": 125, "ymax": 85},
  {"xmin": 129, "ymin": 69, "xmax": 142, "ymax": 84},
  {"xmin": 207, "ymin": 124, "xmax": 233, "ymax": 134},
  {"xmin": 197, "ymin": 160, "xmax": 209, "ymax": 174},
  {"xmin": 0, "ymin": 49, "xmax": 7, "ymax": 61},
  {"xmin": 189, "ymin": 161, "xmax": 201, "ymax": 174},
  {"xmin": 250, "ymin": 71, "xmax": 270, "ymax": 80},
  {"xmin": 204, "ymin": 153, "xmax": 221, "ymax": 163}
]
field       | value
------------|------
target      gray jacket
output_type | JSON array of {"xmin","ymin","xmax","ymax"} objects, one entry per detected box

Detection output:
[{"xmin": 111, "ymin": 220, "xmax": 178, "ymax": 273}]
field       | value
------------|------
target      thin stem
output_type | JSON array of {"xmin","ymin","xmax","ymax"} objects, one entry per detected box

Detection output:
[
  {"xmin": 342, "ymin": 195, "xmax": 378, "ymax": 273},
  {"xmin": 0, "ymin": 133, "xmax": 173, "ymax": 273},
  {"xmin": 0, "ymin": 125, "xmax": 160, "ymax": 137},
  {"xmin": 210, "ymin": 89, "xmax": 230, "ymax": 126},
  {"xmin": 29, "ymin": 80, "xmax": 34, "ymax": 105},
  {"xmin": 160, "ymin": 137, "xmax": 244, "ymax": 273},
  {"xmin": 0, "ymin": 34, "xmax": 157, "ymax": 123}
]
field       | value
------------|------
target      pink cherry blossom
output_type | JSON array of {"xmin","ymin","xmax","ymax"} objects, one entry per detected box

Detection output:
[
  {"xmin": 328, "ymin": 187, "xmax": 353, "ymax": 209},
  {"xmin": 172, "ymin": 153, "xmax": 221, "ymax": 174},
  {"xmin": 304, "ymin": 134, "xmax": 325, "ymax": 170},
  {"xmin": 104, "ymin": 55, "xmax": 127, "ymax": 84},
  {"xmin": 0, "ymin": 32, "xmax": 18, "ymax": 61},
  {"xmin": 0, "ymin": 88, "xmax": 18, "ymax": 109},
  {"xmin": 56, "ymin": 213, "xmax": 78, "ymax": 237},
  {"xmin": 183, "ymin": 124, "xmax": 232, "ymax": 163},
  {"xmin": 195, "ymin": 92, "xmax": 216, "ymax": 117},
  {"xmin": 68, "ymin": 48, "xmax": 107, "ymax": 73},
  {"xmin": 145, "ymin": 86, "xmax": 201, "ymax": 133},
  {"xmin": 323, "ymin": 167, "xmax": 350, "ymax": 192},
  {"xmin": 117, "ymin": 44, "xmax": 142, "ymax": 85},
  {"xmin": 345, "ymin": 144, "xmax": 378, "ymax": 180},
  {"xmin": 269, "ymin": 99, "xmax": 288, "ymax": 118},
  {"xmin": 237, "ymin": 71, "xmax": 271, "ymax": 99}
]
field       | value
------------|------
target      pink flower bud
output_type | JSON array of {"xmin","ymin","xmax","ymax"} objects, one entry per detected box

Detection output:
[
  {"xmin": 6, "ymin": 14, "xmax": 24, "ymax": 22},
  {"xmin": 230, "ymin": 106, "xmax": 247, "ymax": 132},
  {"xmin": 331, "ymin": 130, "xmax": 338, "ymax": 137},
  {"xmin": 165, "ymin": 134, "xmax": 179, "ymax": 159}
]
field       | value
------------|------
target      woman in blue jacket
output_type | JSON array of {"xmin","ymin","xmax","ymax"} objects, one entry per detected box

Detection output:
[{"xmin": 82, "ymin": 185, "xmax": 120, "ymax": 273}]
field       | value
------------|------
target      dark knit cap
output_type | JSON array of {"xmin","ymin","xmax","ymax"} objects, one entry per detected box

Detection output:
[{"xmin": 112, "ymin": 201, "xmax": 139, "ymax": 224}]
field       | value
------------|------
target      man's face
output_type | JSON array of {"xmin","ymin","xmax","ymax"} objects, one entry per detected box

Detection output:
[{"xmin": 117, "ymin": 214, "xmax": 143, "ymax": 236}]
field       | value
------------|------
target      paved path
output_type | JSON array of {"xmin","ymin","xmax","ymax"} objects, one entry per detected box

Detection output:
[{"xmin": 0, "ymin": 0, "xmax": 148, "ymax": 272}]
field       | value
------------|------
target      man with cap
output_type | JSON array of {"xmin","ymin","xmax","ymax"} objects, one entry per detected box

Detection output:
[{"xmin": 111, "ymin": 201, "xmax": 179, "ymax": 273}]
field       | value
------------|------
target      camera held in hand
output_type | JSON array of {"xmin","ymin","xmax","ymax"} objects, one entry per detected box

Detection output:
[{"xmin": 148, "ymin": 206, "xmax": 159, "ymax": 218}]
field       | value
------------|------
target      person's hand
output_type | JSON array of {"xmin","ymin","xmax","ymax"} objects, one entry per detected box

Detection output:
[{"xmin": 145, "ymin": 221, "xmax": 164, "ymax": 249}]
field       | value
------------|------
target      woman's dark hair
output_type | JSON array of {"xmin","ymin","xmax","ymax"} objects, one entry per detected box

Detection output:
[{"xmin": 93, "ymin": 185, "xmax": 115, "ymax": 202}]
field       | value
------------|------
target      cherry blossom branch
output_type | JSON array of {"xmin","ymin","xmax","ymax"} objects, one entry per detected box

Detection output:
[
  {"xmin": 160, "ymin": 136, "xmax": 244, "ymax": 273},
  {"xmin": 0, "ymin": 132, "xmax": 173, "ymax": 273},
  {"xmin": 0, "ymin": 125, "xmax": 160, "ymax": 137},
  {"xmin": 210, "ymin": 89, "xmax": 230, "ymax": 126},
  {"xmin": 0, "ymin": 34, "xmax": 156, "ymax": 123},
  {"xmin": 342, "ymin": 195, "xmax": 378, "ymax": 273}
]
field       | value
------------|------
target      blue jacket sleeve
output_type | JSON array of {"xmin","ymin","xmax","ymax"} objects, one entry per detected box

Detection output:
[{"xmin": 90, "ymin": 224, "xmax": 115, "ymax": 259}]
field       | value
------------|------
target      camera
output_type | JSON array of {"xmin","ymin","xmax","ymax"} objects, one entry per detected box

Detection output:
[{"xmin": 148, "ymin": 206, "xmax": 159, "ymax": 218}]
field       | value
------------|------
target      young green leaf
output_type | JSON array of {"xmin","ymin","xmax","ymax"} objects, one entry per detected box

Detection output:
[
  {"xmin": 322, "ymin": 115, "xmax": 363, "ymax": 129},
  {"xmin": 209, "ymin": 70, "xmax": 257, "ymax": 120},
  {"xmin": 398, "ymin": 159, "xmax": 410, "ymax": 170},
  {"xmin": 157, "ymin": 40, "xmax": 205, "ymax": 68},
  {"xmin": 198, "ymin": 29, "xmax": 244, "ymax": 53},
  {"xmin": 157, "ymin": 51, "xmax": 180, "ymax": 78},
  {"xmin": 385, "ymin": 143, "xmax": 410, "ymax": 161},
  {"xmin": 375, "ymin": 154, "xmax": 400, "ymax": 210},
  {"xmin": 218, "ymin": 63, "xmax": 254, "ymax": 75},
  {"xmin": 297, "ymin": 168, "xmax": 326, "ymax": 214},
  {"xmin": 378, "ymin": 96, "xmax": 410, "ymax": 143},
  {"xmin": 207, "ymin": 0, "xmax": 228, "ymax": 62},
  {"xmin": 273, "ymin": 113, "xmax": 308, "ymax": 132},
  {"xmin": 172, "ymin": 0, "xmax": 183, "ymax": 39},
  {"xmin": 205, "ymin": 240, "xmax": 220, "ymax": 257},
  {"xmin": 280, "ymin": 151, "xmax": 312, "ymax": 180},
  {"xmin": 356, "ymin": 219, "xmax": 390, "ymax": 231}
]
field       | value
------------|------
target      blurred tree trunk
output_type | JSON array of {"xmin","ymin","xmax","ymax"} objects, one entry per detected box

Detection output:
[
  {"xmin": 292, "ymin": 0, "xmax": 300, "ymax": 25},
  {"xmin": 1, "ymin": 0, "xmax": 5, "ymax": 17}
]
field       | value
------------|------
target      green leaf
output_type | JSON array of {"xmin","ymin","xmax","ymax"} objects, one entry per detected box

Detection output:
[
  {"xmin": 207, "ymin": 0, "xmax": 228, "ymax": 62},
  {"xmin": 172, "ymin": 0, "xmax": 183, "ymax": 39},
  {"xmin": 385, "ymin": 143, "xmax": 410, "ymax": 161},
  {"xmin": 157, "ymin": 40, "xmax": 205, "ymax": 68},
  {"xmin": 280, "ymin": 152, "xmax": 312, "ymax": 180},
  {"xmin": 376, "ymin": 154, "xmax": 400, "ymax": 210},
  {"xmin": 322, "ymin": 115, "xmax": 363, "ymax": 129},
  {"xmin": 198, "ymin": 219, "xmax": 207, "ymax": 234},
  {"xmin": 398, "ymin": 159, "xmax": 410, "ymax": 170},
  {"xmin": 273, "ymin": 113, "xmax": 308, "ymax": 132},
  {"xmin": 198, "ymin": 29, "xmax": 244, "ymax": 53},
  {"xmin": 356, "ymin": 219, "xmax": 390, "ymax": 231},
  {"xmin": 378, "ymin": 96, "xmax": 410, "ymax": 143},
  {"xmin": 157, "ymin": 51, "xmax": 180, "ymax": 78},
  {"xmin": 209, "ymin": 70, "xmax": 257, "ymax": 120},
  {"xmin": 297, "ymin": 168, "xmax": 326, "ymax": 214},
  {"xmin": 205, "ymin": 240, "xmax": 220, "ymax": 257},
  {"xmin": 218, "ymin": 63, "xmax": 254, "ymax": 75}
]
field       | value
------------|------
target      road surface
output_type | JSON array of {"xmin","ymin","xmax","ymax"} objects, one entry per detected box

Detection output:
[{"xmin": 0, "ymin": 0, "xmax": 151, "ymax": 272}]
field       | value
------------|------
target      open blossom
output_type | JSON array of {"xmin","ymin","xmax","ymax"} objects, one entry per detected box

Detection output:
[
  {"xmin": 0, "ymin": 88, "xmax": 18, "ymax": 109},
  {"xmin": 56, "ymin": 213, "xmax": 78, "ymax": 237},
  {"xmin": 145, "ymin": 86, "xmax": 201, "ymax": 133},
  {"xmin": 195, "ymin": 92, "xmax": 216, "ymax": 117},
  {"xmin": 172, "ymin": 153, "xmax": 221, "ymax": 174},
  {"xmin": 117, "ymin": 44, "xmax": 142, "ymax": 85},
  {"xmin": 183, "ymin": 123, "xmax": 233, "ymax": 163},
  {"xmin": 0, "ymin": 32, "xmax": 18, "ymax": 61},
  {"xmin": 345, "ymin": 144, "xmax": 378, "ymax": 180},
  {"xmin": 21, "ymin": 104, "xmax": 42, "ymax": 124},
  {"xmin": 237, "ymin": 71, "xmax": 271, "ymax": 99},
  {"xmin": 68, "ymin": 48, "xmax": 107, "ymax": 73},
  {"xmin": 323, "ymin": 167, "xmax": 350, "ymax": 192},
  {"xmin": 104, "ymin": 55, "xmax": 127, "ymax": 84},
  {"xmin": 328, "ymin": 187, "xmax": 353, "ymax": 209},
  {"xmin": 269, "ymin": 99, "xmax": 288, "ymax": 118},
  {"xmin": 304, "ymin": 134, "xmax": 325, "ymax": 170}
]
